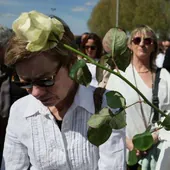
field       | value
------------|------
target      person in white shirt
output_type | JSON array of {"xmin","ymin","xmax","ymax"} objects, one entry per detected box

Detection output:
[
  {"xmin": 107, "ymin": 25, "xmax": 170, "ymax": 170},
  {"xmin": 1, "ymin": 11, "xmax": 125, "ymax": 170}
]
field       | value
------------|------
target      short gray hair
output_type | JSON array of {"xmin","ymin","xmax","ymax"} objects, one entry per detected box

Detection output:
[{"xmin": 0, "ymin": 25, "xmax": 13, "ymax": 47}]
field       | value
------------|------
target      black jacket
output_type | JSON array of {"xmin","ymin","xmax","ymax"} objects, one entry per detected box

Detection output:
[{"xmin": 163, "ymin": 47, "xmax": 170, "ymax": 72}]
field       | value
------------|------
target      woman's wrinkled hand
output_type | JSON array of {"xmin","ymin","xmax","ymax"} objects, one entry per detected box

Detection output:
[
  {"xmin": 152, "ymin": 131, "xmax": 159, "ymax": 144},
  {"xmin": 126, "ymin": 137, "xmax": 134, "ymax": 151},
  {"xmin": 126, "ymin": 137, "xmax": 147, "ymax": 157}
]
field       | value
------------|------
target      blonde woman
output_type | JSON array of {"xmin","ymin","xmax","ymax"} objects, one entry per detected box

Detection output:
[{"xmin": 107, "ymin": 25, "xmax": 170, "ymax": 170}]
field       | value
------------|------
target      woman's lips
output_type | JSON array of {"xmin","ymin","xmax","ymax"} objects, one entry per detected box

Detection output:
[{"xmin": 40, "ymin": 98, "xmax": 55, "ymax": 106}]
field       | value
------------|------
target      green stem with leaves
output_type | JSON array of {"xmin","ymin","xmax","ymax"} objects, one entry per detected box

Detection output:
[{"xmin": 64, "ymin": 44, "xmax": 167, "ymax": 118}]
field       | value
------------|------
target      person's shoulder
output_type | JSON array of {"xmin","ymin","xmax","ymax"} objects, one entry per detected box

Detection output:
[
  {"xmin": 160, "ymin": 68, "xmax": 170, "ymax": 77},
  {"xmin": 7, "ymin": 95, "xmax": 39, "ymax": 128},
  {"xmin": 12, "ymin": 94, "xmax": 36, "ymax": 106},
  {"xmin": 10, "ymin": 95, "xmax": 40, "ymax": 117},
  {"xmin": 109, "ymin": 69, "xmax": 126, "ymax": 81},
  {"xmin": 157, "ymin": 53, "xmax": 165, "ymax": 57},
  {"xmin": 106, "ymin": 69, "xmax": 126, "ymax": 90},
  {"xmin": 158, "ymin": 68, "xmax": 170, "ymax": 84}
]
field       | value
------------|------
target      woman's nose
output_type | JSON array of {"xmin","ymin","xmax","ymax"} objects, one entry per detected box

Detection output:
[
  {"xmin": 30, "ymin": 85, "xmax": 45, "ymax": 98},
  {"xmin": 87, "ymin": 48, "xmax": 92, "ymax": 53},
  {"xmin": 86, "ymin": 48, "xmax": 90, "ymax": 51},
  {"xmin": 139, "ymin": 38, "xmax": 144, "ymax": 46}
]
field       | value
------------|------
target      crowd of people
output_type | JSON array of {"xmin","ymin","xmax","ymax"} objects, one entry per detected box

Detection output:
[{"xmin": 1, "ymin": 10, "xmax": 170, "ymax": 170}]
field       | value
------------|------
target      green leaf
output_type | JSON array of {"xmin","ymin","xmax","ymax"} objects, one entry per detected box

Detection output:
[
  {"xmin": 87, "ymin": 108, "xmax": 112, "ymax": 128},
  {"xmin": 106, "ymin": 91, "xmax": 126, "ymax": 109},
  {"xmin": 101, "ymin": 27, "xmax": 130, "ymax": 71},
  {"xmin": 109, "ymin": 110, "xmax": 126, "ymax": 129},
  {"xmin": 69, "ymin": 59, "xmax": 92, "ymax": 86},
  {"xmin": 133, "ymin": 131, "xmax": 154, "ymax": 151},
  {"xmin": 96, "ymin": 54, "xmax": 110, "ymax": 83},
  {"xmin": 114, "ymin": 48, "xmax": 131, "ymax": 71},
  {"xmin": 87, "ymin": 123, "xmax": 112, "ymax": 147},
  {"xmin": 161, "ymin": 115, "xmax": 170, "ymax": 130},
  {"xmin": 128, "ymin": 150, "xmax": 138, "ymax": 166}
]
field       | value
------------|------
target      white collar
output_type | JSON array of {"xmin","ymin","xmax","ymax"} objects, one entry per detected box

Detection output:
[{"xmin": 24, "ymin": 85, "xmax": 95, "ymax": 118}]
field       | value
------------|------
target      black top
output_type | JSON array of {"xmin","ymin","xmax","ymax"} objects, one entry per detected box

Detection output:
[
  {"xmin": 55, "ymin": 119, "xmax": 62, "ymax": 130},
  {"xmin": 163, "ymin": 47, "xmax": 170, "ymax": 72}
]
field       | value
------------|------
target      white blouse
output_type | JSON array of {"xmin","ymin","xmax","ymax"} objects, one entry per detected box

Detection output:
[
  {"xmin": 106, "ymin": 64, "xmax": 170, "ymax": 169},
  {"xmin": 107, "ymin": 64, "xmax": 170, "ymax": 138},
  {"xmin": 1, "ymin": 85, "xmax": 125, "ymax": 170}
]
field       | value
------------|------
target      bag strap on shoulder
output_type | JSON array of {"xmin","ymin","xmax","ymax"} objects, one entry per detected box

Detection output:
[{"xmin": 152, "ymin": 68, "xmax": 161, "ymax": 123}]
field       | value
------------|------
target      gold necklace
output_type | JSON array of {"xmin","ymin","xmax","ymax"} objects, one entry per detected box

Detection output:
[{"xmin": 137, "ymin": 70, "xmax": 150, "ymax": 73}]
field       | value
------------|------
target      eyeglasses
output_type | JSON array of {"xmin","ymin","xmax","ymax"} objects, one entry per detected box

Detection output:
[
  {"xmin": 13, "ymin": 64, "xmax": 62, "ymax": 89},
  {"xmin": 132, "ymin": 37, "xmax": 153, "ymax": 45},
  {"xmin": 14, "ymin": 75, "xmax": 56, "ymax": 89},
  {"xmin": 84, "ymin": 45, "xmax": 97, "ymax": 50}
]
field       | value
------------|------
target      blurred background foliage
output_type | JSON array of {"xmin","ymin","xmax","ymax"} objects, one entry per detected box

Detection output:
[{"xmin": 88, "ymin": 0, "xmax": 170, "ymax": 40}]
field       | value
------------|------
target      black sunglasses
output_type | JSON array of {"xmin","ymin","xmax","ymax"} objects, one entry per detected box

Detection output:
[
  {"xmin": 84, "ymin": 45, "xmax": 97, "ymax": 50},
  {"xmin": 14, "ymin": 75, "xmax": 56, "ymax": 89},
  {"xmin": 13, "ymin": 64, "xmax": 62, "ymax": 89},
  {"xmin": 132, "ymin": 37, "xmax": 153, "ymax": 45}
]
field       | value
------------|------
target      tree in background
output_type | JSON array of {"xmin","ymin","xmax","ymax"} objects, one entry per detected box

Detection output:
[
  {"xmin": 88, "ymin": 0, "xmax": 170, "ymax": 39},
  {"xmin": 88, "ymin": 0, "xmax": 116, "ymax": 38}
]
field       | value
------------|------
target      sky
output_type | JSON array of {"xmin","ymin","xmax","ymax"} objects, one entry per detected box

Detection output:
[{"xmin": 0, "ymin": 0, "xmax": 98, "ymax": 35}]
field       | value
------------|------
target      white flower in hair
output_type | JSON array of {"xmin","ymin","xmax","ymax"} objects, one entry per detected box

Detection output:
[{"xmin": 12, "ymin": 10, "xmax": 65, "ymax": 52}]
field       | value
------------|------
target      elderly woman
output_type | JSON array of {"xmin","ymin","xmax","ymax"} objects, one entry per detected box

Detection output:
[
  {"xmin": 106, "ymin": 25, "xmax": 170, "ymax": 170},
  {"xmin": 1, "ymin": 11, "xmax": 125, "ymax": 170}
]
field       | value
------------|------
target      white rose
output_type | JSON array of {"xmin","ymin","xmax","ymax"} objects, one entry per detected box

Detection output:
[{"xmin": 12, "ymin": 10, "xmax": 64, "ymax": 52}]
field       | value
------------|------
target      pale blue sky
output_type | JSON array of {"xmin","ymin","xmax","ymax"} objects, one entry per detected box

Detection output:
[{"xmin": 0, "ymin": 0, "xmax": 98, "ymax": 35}]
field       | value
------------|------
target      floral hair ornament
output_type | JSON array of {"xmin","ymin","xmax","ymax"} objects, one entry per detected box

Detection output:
[{"xmin": 12, "ymin": 10, "xmax": 65, "ymax": 52}]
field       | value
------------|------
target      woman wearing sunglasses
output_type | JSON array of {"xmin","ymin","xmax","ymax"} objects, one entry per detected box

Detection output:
[
  {"xmin": 80, "ymin": 33, "xmax": 103, "ymax": 87},
  {"xmin": 107, "ymin": 25, "xmax": 170, "ymax": 170},
  {"xmin": 81, "ymin": 33, "xmax": 102, "ymax": 60},
  {"xmin": 1, "ymin": 11, "xmax": 125, "ymax": 170}
]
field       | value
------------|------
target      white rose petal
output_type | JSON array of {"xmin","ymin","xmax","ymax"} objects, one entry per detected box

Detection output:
[
  {"xmin": 51, "ymin": 18, "xmax": 65, "ymax": 40},
  {"xmin": 29, "ymin": 11, "xmax": 52, "ymax": 31},
  {"xmin": 26, "ymin": 30, "xmax": 50, "ymax": 52},
  {"xmin": 12, "ymin": 12, "xmax": 30, "ymax": 40}
]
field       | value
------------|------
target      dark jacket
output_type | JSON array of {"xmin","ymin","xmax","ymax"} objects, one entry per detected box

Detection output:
[{"xmin": 163, "ymin": 47, "xmax": 170, "ymax": 72}]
